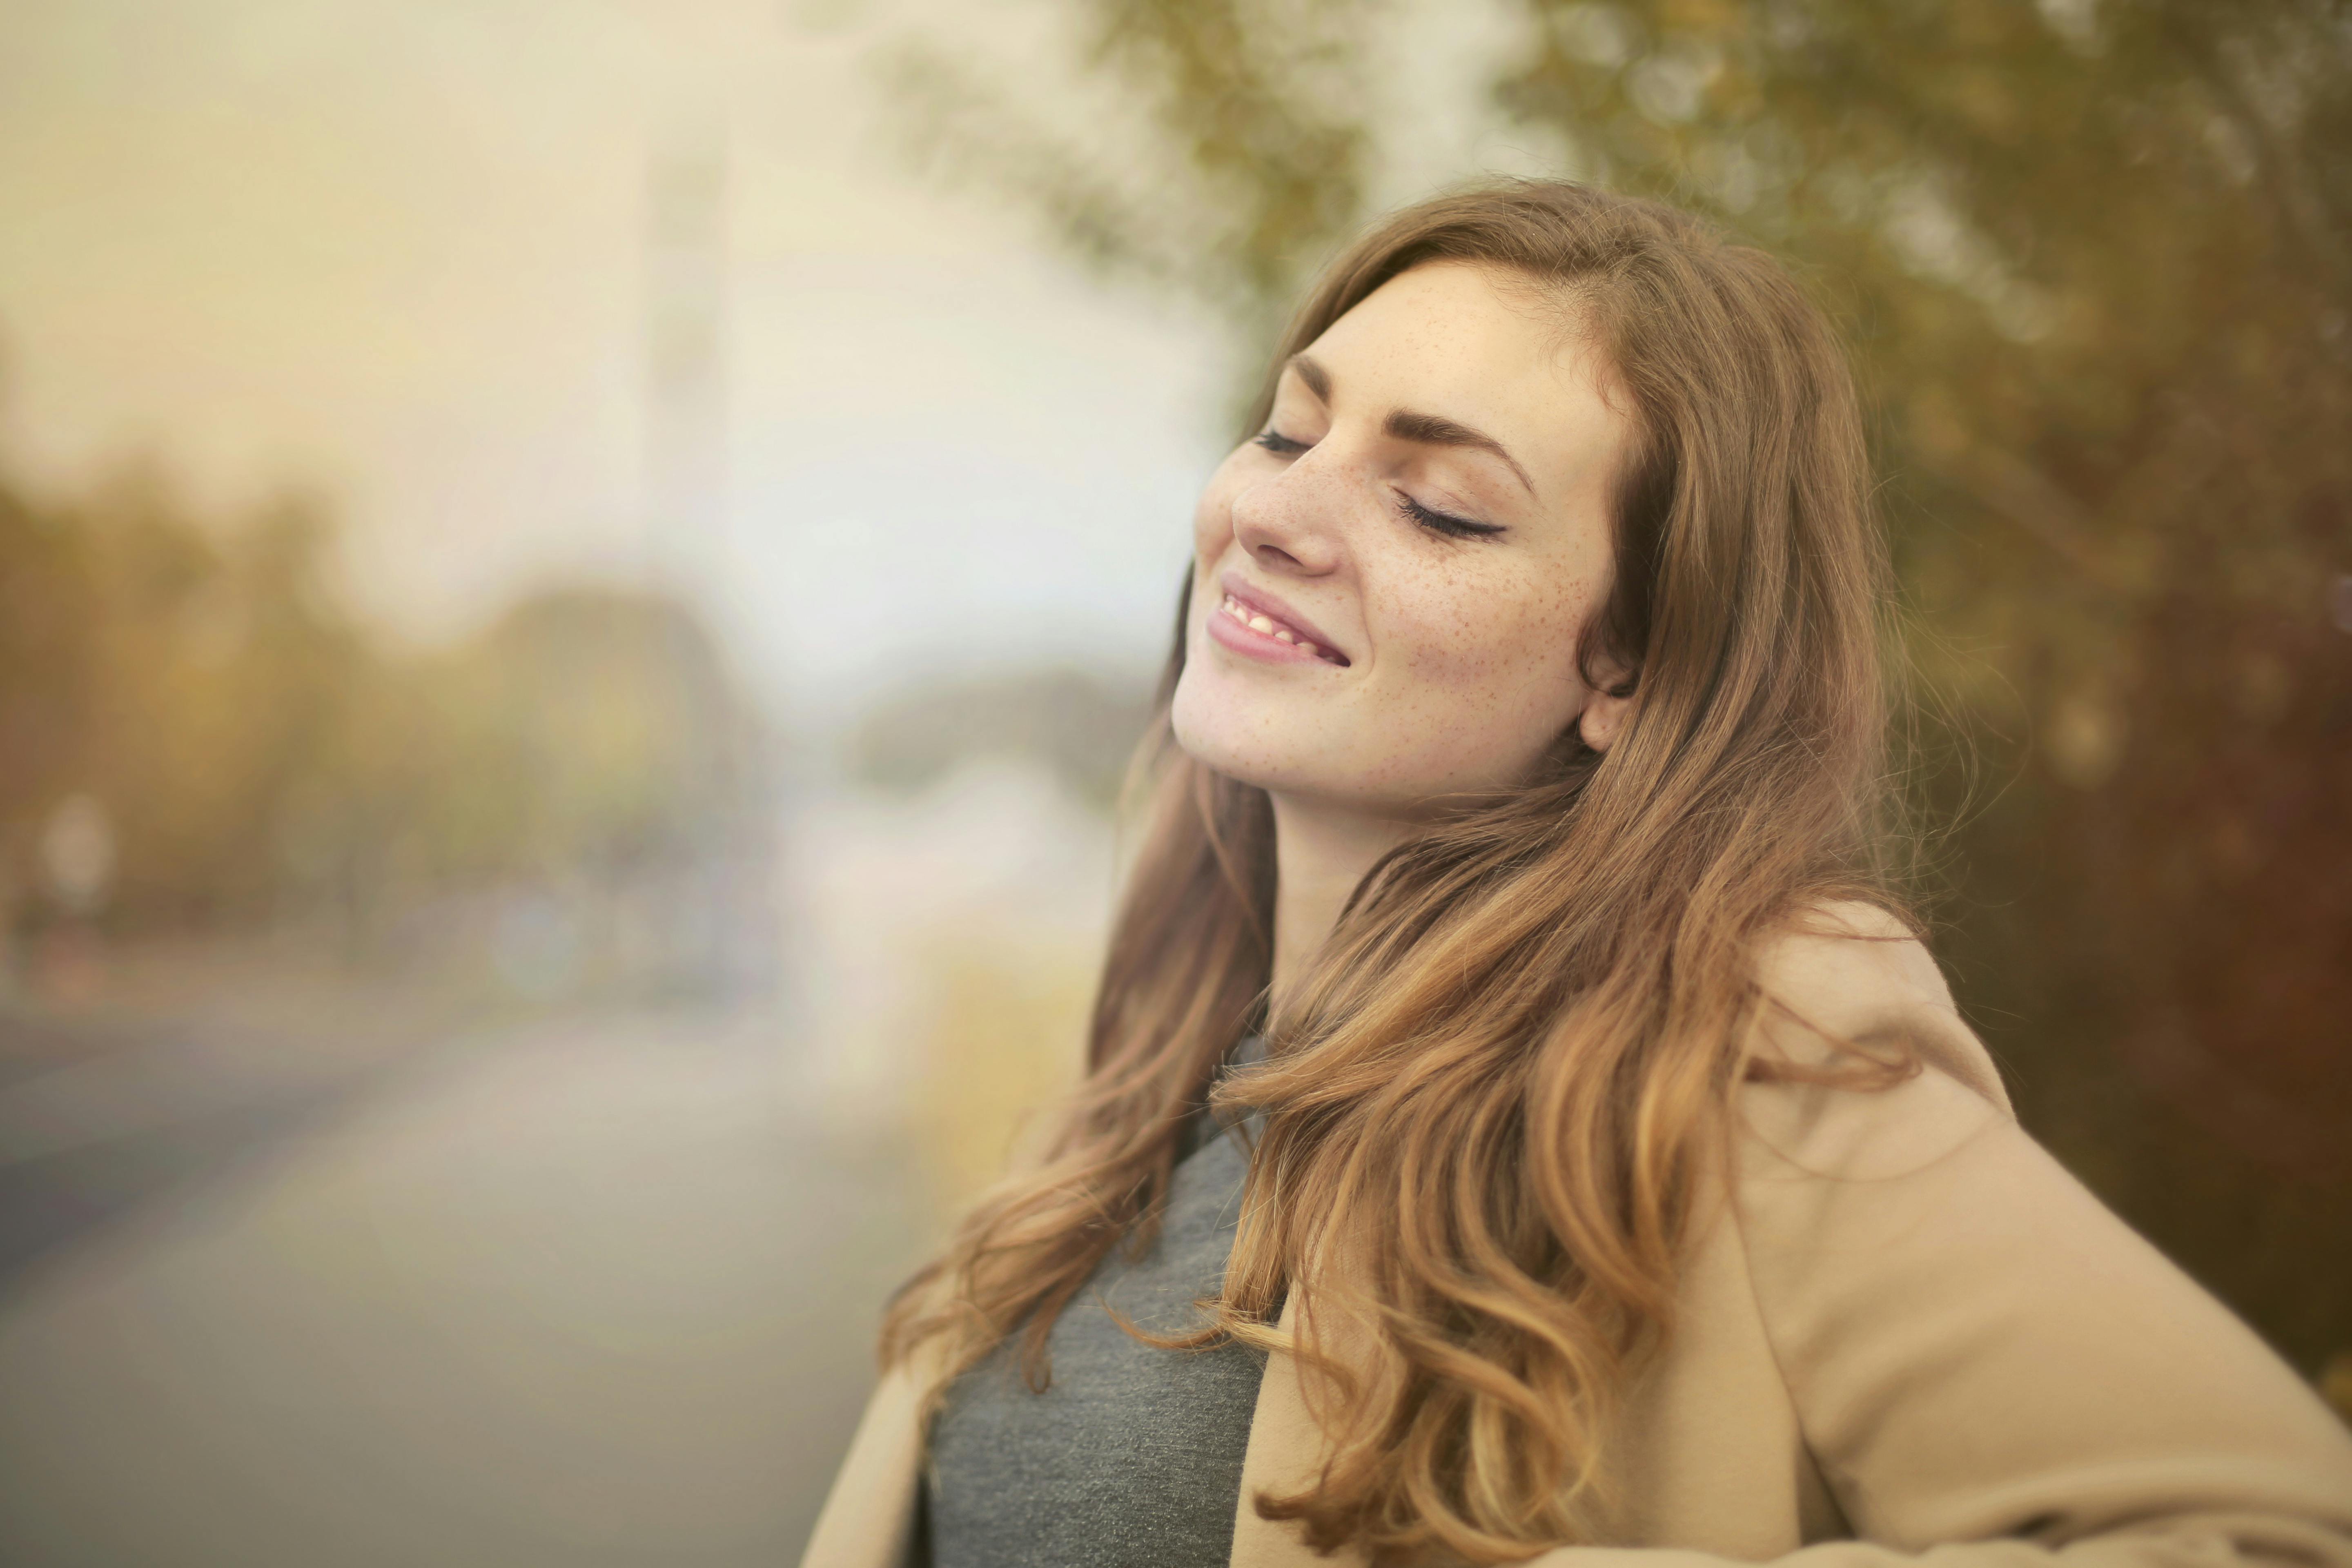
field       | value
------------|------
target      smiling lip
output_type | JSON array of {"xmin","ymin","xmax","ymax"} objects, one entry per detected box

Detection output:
[{"xmin": 1209, "ymin": 573, "xmax": 1350, "ymax": 667}]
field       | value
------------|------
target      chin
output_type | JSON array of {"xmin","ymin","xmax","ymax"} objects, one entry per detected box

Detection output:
[
  {"xmin": 1169, "ymin": 679, "xmax": 1270, "ymax": 784},
  {"xmin": 1170, "ymin": 690, "xmax": 1412, "ymax": 814},
  {"xmin": 1170, "ymin": 671, "xmax": 1327, "ymax": 797}
]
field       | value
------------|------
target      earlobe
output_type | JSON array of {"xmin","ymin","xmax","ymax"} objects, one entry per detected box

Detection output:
[
  {"xmin": 1579, "ymin": 687, "xmax": 1632, "ymax": 753},
  {"xmin": 1575, "ymin": 642, "xmax": 1637, "ymax": 754}
]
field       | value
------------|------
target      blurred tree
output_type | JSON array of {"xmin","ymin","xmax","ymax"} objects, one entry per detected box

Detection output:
[
  {"xmin": 877, "ymin": 0, "xmax": 1377, "ymax": 362},
  {"xmin": 0, "ymin": 451, "xmax": 768, "ymax": 991},
  {"xmin": 849, "ymin": 667, "xmax": 1152, "ymax": 809},
  {"xmin": 878, "ymin": 0, "xmax": 2352, "ymax": 1374},
  {"xmin": 395, "ymin": 587, "xmax": 764, "ymax": 888},
  {"xmin": 0, "ymin": 476, "xmax": 99, "ymax": 853},
  {"xmin": 0, "ymin": 463, "xmax": 370, "ymax": 928}
]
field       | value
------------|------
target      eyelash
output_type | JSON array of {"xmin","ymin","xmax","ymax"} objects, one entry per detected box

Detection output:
[
  {"xmin": 1398, "ymin": 493, "xmax": 1505, "ymax": 540},
  {"xmin": 1252, "ymin": 428, "xmax": 1506, "ymax": 541}
]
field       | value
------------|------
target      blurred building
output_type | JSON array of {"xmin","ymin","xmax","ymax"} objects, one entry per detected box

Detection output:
[{"xmin": 643, "ymin": 133, "xmax": 731, "ymax": 593}]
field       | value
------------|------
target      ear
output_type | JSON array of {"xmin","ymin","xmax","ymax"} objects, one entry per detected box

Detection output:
[{"xmin": 1577, "ymin": 659, "xmax": 1636, "ymax": 754}]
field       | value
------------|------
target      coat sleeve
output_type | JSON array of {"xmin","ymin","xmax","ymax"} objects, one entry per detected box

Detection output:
[
  {"xmin": 798, "ymin": 1358, "xmax": 930, "ymax": 1568},
  {"xmin": 1535, "ymin": 1019, "xmax": 2352, "ymax": 1568}
]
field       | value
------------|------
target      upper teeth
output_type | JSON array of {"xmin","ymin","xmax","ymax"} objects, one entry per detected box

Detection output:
[{"xmin": 1221, "ymin": 594, "xmax": 1325, "ymax": 659}]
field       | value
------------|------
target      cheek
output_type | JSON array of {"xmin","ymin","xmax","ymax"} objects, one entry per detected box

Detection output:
[{"xmin": 1391, "ymin": 564, "xmax": 1598, "ymax": 699}]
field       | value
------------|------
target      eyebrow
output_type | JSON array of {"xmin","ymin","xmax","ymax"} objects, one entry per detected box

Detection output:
[{"xmin": 1286, "ymin": 353, "xmax": 1536, "ymax": 497}]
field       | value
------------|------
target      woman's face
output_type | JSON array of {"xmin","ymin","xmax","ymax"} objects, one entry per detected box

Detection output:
[{"xmin": 1171, "ymin": 261, "xmax": 1636, "ymax": 817}]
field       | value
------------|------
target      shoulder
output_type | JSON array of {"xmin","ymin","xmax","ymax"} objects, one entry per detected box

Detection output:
[
  {"xmin": 1739, "ymin": 900, "xmax": 2012, "ymax": 1184},
  {"xmin": 1718, "ymin": 910, "xmax": 2352, "ymax": 1539}
]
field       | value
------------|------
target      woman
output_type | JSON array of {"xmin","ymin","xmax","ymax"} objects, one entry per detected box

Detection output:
[{"xmin": 804, "ymin": 182, "xmax": 2352, "ymax": 1568}]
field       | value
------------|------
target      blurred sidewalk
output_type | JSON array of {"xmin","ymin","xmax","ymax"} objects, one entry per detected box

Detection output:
[
  {"xmin": 0, "ymin": 935, "xmax": 481, "ymax": 1294},
  {"xmin": 0, "ymin": 1000, "xmax": 929, "ymax": 1566}
]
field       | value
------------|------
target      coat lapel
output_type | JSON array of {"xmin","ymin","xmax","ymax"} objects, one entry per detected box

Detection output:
[{"xmin": 1227, "ymin": 1289, "xmax": 1374, "ymax": 1568}]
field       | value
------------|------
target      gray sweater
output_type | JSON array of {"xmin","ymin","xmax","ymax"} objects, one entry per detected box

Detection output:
[{"xmin": 923, "ymin": 1045, "xmax": 1267, "ymax": 1567}]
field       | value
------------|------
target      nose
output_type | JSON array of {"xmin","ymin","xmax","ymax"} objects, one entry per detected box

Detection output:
[{"xmin": 1229, "ymin": 457, "xmax": 1347, "ymax": 579}]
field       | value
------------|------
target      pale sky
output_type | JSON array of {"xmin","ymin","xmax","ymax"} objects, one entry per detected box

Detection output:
[
  {"xmin": 0, "ymin": 0, "xmax": 1243, "ymax": 724},
  {"xmin": 0, "ymin": 0, "xmax": 1547, "ymax": 725}
]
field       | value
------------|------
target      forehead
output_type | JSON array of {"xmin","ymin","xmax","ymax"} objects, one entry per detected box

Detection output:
[{"xmin": 1302, "ymin": 261, "xmax": 1626, "ymax": 497}]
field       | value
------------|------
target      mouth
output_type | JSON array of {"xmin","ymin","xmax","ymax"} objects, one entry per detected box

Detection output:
[{"xmin": 1210, "ymin": 580, "xmax": 1351, "ymax": 667}]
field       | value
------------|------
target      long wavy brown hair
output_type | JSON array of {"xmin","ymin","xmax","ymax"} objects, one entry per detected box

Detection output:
[{"xmin": 882, "ymin": 180, "xmax": 1901, "ymax": 1564}]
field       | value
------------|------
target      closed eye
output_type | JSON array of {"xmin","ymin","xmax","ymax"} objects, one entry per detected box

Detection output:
[
  {"xmin": 1255, "ymin": 428, "xmax": 1502, "ymax": 539},
  {"xmin": 1398, "ymin": 492, "xmax": 1506, "ymax": 540}
]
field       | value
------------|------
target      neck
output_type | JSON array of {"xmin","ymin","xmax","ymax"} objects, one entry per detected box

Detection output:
[{"xmin": 1267, "ymin": 793, "xmax": 1415, "ymax": 1016}]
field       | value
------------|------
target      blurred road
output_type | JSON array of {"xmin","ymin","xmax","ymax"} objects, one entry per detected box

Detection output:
[{"xmin": 0, "ymin": 1005, "xmax": 929, "ymax": 1567}]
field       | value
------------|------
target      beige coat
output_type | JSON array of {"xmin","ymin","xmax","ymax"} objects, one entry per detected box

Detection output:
[{"xmin": 801, "ymin": 910, "xmax": 2352, "ymax": 1568}]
